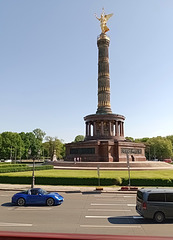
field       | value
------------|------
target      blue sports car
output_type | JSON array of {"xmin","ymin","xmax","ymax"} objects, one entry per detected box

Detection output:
[{"xmin": 12, "ymin": 188, "xmax": 64, "ymax": 206}]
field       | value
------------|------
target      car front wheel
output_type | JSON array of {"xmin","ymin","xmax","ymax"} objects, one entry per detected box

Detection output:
[
  {"xmin": 17, "ymin": 197, "xmax": 25, "ymax": 206},
  {"xmin": 154, "ymin": 211, "xmax": 165, "ymax": 223},
  {"xmin": 46, "ymin": 198, "xmax": 54, "ymax": 206}
]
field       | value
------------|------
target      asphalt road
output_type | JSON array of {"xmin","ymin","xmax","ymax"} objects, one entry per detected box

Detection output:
[{"xmin": 0, "ymin": 190, "xmax": 173, "ymax": 237}]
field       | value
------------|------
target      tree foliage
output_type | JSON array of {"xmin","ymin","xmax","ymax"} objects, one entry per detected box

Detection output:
[
  {"xmin": 33, "ymin": 128, "xmax": 46, "ymax": 141},
  {"xmin": 0, "ymin": 129, "xmax": 173, "ymax": 161},
  {"xmin": 127, "ymin": 135, "xmax": 173, "ymax": 160},
  {"xmin": 74, "ymin": 135, "xmax": 85, "ymax": 142},
  {"xmin": 0, "ymin": 132, "xmax": 23, "ymax": 161},
  {"xmin": 166, "ymin": 135, "xmax": 173, "ymax": 146},
  {"xmin": 43, "ymin": 137, "xmax": 65, "ymax": 160},
  {"xmin": 125, "ymin": 137, "xmax": 134, "ymax": 142},
  {"xmin": 146, "ymin": 136, "xmax": 172, "ymax": 160},
  {"xmin": 0, "ymin": 129, "xmax": 65, "ymax": 161},
  {"xmin": 135, "ymin": 137, "xmax": 149, "ymax": 143}
]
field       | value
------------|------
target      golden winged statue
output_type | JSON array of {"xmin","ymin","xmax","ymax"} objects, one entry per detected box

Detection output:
[{"xmin": 95, "ymin": 8, "xmax": 113, "ymax": 33}]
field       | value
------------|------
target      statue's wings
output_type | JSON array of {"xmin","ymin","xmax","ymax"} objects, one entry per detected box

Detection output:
[{"xmin": 105, "ymin": 13, "xmax": 113, "ymax": 21}]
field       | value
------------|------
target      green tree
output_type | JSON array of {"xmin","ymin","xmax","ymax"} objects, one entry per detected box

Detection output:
[
  {"xmin": 125, "ymin": 137, "xmax": 134, "ymax": 142},
  {"xmin": 0, "ymin": 134, "xmax": 2, "ymax": 159},
  {"xmin": 146, "ymin": 136, "xmax": 172, "ymax": 160},
  {"xmin": 0, "ymin": 132, "xmax": 23, "ymax": 161},
  {"xmin": 74, "ymin": 135, "xmax": 85, "ymax": 142},
  {"xmin": 0, "ymin": 134, "xmax": 2, "ymax": 151},
  {"xmin": 19, "ymin": 132, "xmax": 41, "ymax": 159},
  {"xmin": 33, "ymin": 128, "xmax": 46, "ymax": 142},
  {"xmin": 135, "ymin": 137, "xmax": 149, "ymax": 143},
  {"xmin": 44, "ymin": 136, "xmax": 65, "ymax": 160},
  {"xmin": 166, "ymin": 135, "xmax": 173, "ymax": 146}
]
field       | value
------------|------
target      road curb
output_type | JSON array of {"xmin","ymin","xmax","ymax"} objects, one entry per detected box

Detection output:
[{"xmin": 0, "ymin": 188, "xmax": 137, "ymax": 194}]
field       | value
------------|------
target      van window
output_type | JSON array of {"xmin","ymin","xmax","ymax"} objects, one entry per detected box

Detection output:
[
  {"xmin": 137, "ymin": 191, "xmax": 143, "ymax": 201},
  {"xmin": 148, "ymin": 193, "xmax": 165, "ymax": 202},
  {"xmin": 166, "ymin": 193, "xmax": 173, "ymax": 202}
]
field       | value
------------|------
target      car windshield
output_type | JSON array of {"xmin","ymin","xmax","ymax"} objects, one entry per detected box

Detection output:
[{"xmin": 38, "ymin": 189, "xmax": 48, "ymax": 195}]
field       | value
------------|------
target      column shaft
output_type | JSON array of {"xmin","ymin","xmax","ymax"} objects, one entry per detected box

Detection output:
[
  {"xmin": 88, "ymin": 123, "xmax": 91, "ymax": 136},
  {"xmin": 101, "ymin": 121, "xmax": 104, "ymax": 135},
  {"xmin": 115, "ymin": 121, "xmax": 119, "ymax": 136}
]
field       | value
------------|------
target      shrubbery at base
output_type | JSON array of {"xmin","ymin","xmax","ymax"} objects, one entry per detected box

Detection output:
[
  {"xmin": 0, "ymin": 175, "xmax": 173, "ymax": 187},
  {"xmin": 122, "ymin": 178, "xmax": 173, "ymax": 187},
  {"xmin": 0, "ymin": 165, "xmax": 53, "ymax": 173},
  {"xmin": 0, "ymin": 176, "xmax": 121, "ymax": 186}
]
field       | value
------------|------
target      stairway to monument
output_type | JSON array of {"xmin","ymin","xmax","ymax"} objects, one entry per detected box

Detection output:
[{"xmin": 46, "ymin": 161, "xmax": 173, "ymax": 169}]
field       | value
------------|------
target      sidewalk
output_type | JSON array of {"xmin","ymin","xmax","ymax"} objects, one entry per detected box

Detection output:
[{"xmin": 0, "ymin": 184, "xmax": 137, "ymax": 194}]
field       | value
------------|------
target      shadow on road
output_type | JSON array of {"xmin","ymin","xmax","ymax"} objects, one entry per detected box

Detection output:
[
  {"xmin": 82, "ymin": 191, "xmax": 102, "ymax": 195},
  {"xmin": 1, "ymin": 202, "xmax": 61, "ymax": 207},
  {"xmin": 108, "ymin": 216, "xmax": 173, "ymax": 225},
  {"xmin": 65, "ymin": 191, "xmax": 81, "ymax": 194},
  {"xmin": 1, "ymin": 202, "xmax": 14, "ymax": 207},
  {"xmin": 64, "ymin": 191, "xmax": 102, "ymax": 195}
]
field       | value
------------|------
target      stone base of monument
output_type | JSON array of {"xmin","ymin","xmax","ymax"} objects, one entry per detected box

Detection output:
[{"xmin": 48, "ymin": 161, "xmax": 173, "ymax": 170}]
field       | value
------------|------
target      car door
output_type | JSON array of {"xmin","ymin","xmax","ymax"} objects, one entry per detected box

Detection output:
[
  {"xmin": 28, "ymin": 189, "xmax": 44, "ymax": 205},
  {"xmin": 147, "ymin": 193, "xmax": 166, "ymax": 217}
]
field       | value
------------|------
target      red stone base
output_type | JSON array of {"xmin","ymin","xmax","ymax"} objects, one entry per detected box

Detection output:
[{"xmin": 65, "ymin": 139, "xmax": 146, "ymax": 162}]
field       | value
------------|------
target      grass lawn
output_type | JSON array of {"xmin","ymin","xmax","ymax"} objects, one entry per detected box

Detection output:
[{"xmin": 0, "ymin": 169, "xmax": 173, "ymax": 180}]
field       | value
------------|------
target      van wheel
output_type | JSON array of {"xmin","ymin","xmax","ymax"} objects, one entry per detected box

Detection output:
[{"xmin": 154, "ymin": 211, "xmax": 165, "ymax": 223}]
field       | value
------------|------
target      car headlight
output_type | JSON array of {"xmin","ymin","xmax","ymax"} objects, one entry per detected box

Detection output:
[{"xmin": 55, "ymin": 196, "xmax": 60, "ymax": 200}]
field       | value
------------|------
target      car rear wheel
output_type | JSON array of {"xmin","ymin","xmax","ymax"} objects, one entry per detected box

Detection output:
[
  {"xmin": 154, "ymin": 211, "xmax": 165, "ymax": 223},
  {"xmin": 17, "ymin": 197, "xmax": 25, "ymax": 206},
  {"xmin": 46, "ymin": 198, "xmax": 54, "ymax": 206}
]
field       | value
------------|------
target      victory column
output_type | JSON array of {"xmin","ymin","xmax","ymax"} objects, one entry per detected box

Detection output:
[{"xmin": 65, "ymin": 9, "xmax": 146, "ymax": 162}]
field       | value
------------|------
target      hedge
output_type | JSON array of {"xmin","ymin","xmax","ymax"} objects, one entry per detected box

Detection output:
[
  {"xmin": 1, "ymin": 171, "xmax": 173, "ymax": 187},
  {"xmin": 0, "ymin": 164, "xmax": 27, "ymax": 168},
  {"xmin": 0, "ymin": 165, "xmax": 53, "ymax": 173},
  {"xmin": 121, "ymin": 177, "xmax": 173, "ymax": 187},
  {"xmin": 0, "ymin": 175, "xmax": 122, "ymax": 186},
  {"xmin": 1, "ymin": 176, "xmax": 173, "ymax": 187}
]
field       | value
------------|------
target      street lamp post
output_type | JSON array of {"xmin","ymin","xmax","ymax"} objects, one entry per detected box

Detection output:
[
  {"xmin": 31, "ymin": 149, "xmax": 40, "ymax": 188},
  {"xmin": 28, "ymin": 149, "xmax": 35, "ymax": 188},
  {"xmin": 31, "ymin": 157, "xmax": 35, "ymax": 188},
  {"xmin": 126, "ymin": 153, "xmax": 131, "ymax": 187}
]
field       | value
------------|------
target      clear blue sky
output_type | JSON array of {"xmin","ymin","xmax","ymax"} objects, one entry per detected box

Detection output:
[{"xmin": 0, "ymin": 0, "xmax": 173, "ymax": 143}]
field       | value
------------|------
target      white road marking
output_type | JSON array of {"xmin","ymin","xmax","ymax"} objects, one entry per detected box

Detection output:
[
  {"xmin": 88, "ymin": 209, "xmax": 131, "ymax": 212},
  {"xmin": 95, "ymin": 199, "xmax": 125, "ymax": 202},
  {"xmin": 127, "ymin": 204, "xmax": 136, "ymax": 207},
  {"xmin": 80, "ymin": 225, "xmax": 141, "ymax": 228},
  {"xmin": 0, "ymin": 222, "xmax": 32, "ymax": 227},
  {"xmin": 133, "ymin": 216, "xmax": 143, "ymax": 219},
  {"xmin": 91, "ymin": 203, "xmax": 130, "ymax": 206},
  {"xmin": 0, "ymin": 195, "xmax": 10, "ymax": 197},
  {"xmin": 124, "ymin": 196, "xmax": 135, "ymax": 198},
  {"xmin": 94, "ymin": 195, "xmax": 135, "ymax": 198}
]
